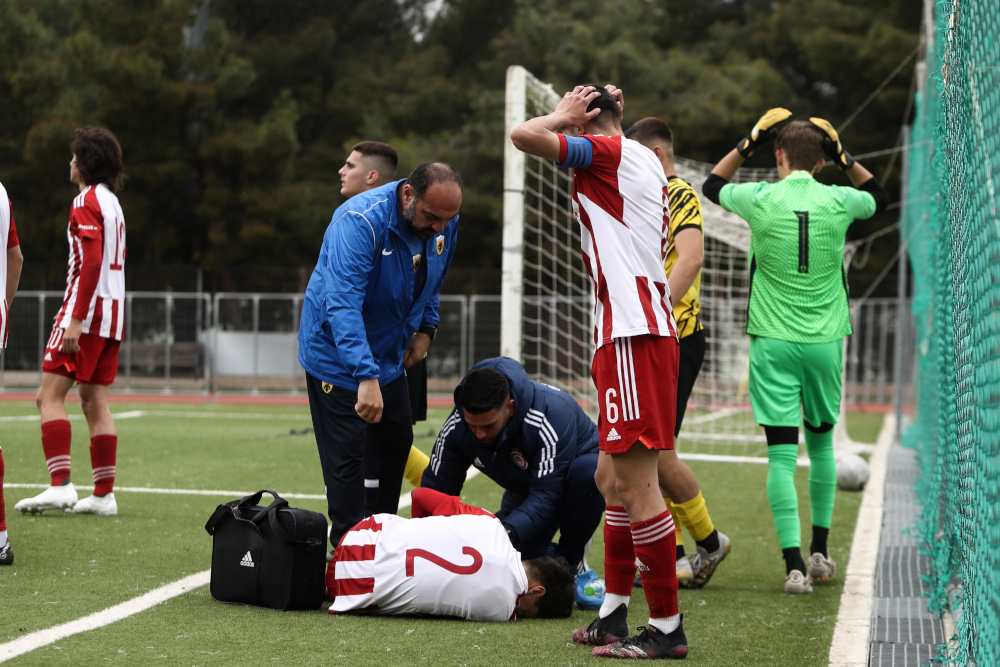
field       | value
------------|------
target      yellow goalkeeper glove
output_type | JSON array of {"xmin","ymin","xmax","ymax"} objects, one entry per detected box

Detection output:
[
  {"xmin": 736, "ymin": 107, "xmax": 792, "ymax": 157},
  {"xmin": 809, "ymin": 117, "xmax": 856, "ymax": 171}
]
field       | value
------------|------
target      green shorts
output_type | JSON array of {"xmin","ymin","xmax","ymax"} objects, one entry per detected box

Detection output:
[{"xmin": 748, "ymin": 336, "xmax": 843, "ymax": 428}]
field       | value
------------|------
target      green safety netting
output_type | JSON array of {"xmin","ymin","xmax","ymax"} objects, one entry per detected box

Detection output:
[{"xmin": 903, "ymin": 1, "xmax": 1000, "ymax": 665}]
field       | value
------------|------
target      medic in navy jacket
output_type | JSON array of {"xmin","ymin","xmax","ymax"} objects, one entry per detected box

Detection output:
[
  {"xmin": 297, "ymin": 179, "xmax": 458, "ymax": 390},
  {"xmin": 422, "ymin": 357, "xmax": 603, "ymax": 569}
]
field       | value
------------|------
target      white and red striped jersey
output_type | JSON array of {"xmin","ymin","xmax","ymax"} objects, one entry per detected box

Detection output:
[
  {"xmin": 557, "ymin": 134, "xmax": 677, "ymax": 348},
  {"xmin": 0, "ymin": 183, "xmax": 20, "ymax": 349},
  {"xmin": 55, "ymin": 184, "xmax": 126, "ymax": 339},
  {"xmin": 330, "ymin": 512, "xmax": 528, "ymax": 622}
]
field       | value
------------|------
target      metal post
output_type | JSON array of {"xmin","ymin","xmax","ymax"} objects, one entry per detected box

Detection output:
[
  {"xmin": 893, "ymin": 125, "xmax": 911, "ymax": 442},
  {"xmin": 37, "ymin": 293, "xmax": 45, "ymax": 387},
  {"xmin": 203, "ymin": 294, "xmax": 211, "ymax": 402},
  {"xmin": 125, "ymin": 294, "xmax": 133, "ymax": 390},
  {"xmin": 291, "ymin": 295, "xmax": 301, "ymax": 394},
  {"xmin": 211, "ymin": 293, "xmax": 221, "ymax": 401},
  {"xmin": 252, "ymin": 295, "xmax": 260, "ymax": 395},
  {"xmin": 164, "ymin": 294, "xmax": 173, "ymax": 393}
]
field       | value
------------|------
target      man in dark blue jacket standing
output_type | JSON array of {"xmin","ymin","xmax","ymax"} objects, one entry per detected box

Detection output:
[
  {"xmin": 298, "ymin": 161, "xmax": 462, "ymax": 551},
  {"xmin": 422, "ymin": 357, "xmax": 606, "ymax": 608}
]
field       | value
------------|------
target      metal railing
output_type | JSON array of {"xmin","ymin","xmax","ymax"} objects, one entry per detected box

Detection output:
[{"xmin": 0, "ymin": 291, "xmax": 911, "ymax": 408}]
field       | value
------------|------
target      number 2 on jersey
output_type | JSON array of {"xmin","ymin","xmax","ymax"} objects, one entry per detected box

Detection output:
[
  {"xmin": 405, "ymin": 547, "xmax": 483, "ymax": 577},
  {"xmin": 795, "ymin": 211, "xmax": 809, "ymax": 274}
]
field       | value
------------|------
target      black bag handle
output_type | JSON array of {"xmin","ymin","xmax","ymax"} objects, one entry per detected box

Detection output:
[
  {"xmin": 242, "ymin": 489, "xmax": 289, "ymax": 525},
  {"xmin": 267, "ymin": 507, "xmax": 326, "ymax": 549},
  {"xmin": 203, "ymin": 490, "xmax": 288, "ymax": 535}
]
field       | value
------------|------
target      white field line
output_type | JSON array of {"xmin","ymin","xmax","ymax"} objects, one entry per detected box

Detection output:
[
  {"xmin": 0, "ymin": 410, "xmax": 309, "ymax": 423},
  {"xmin": 828, "ymin": 412, "xmax": 894, "ymax": 667},
  {"xmin": 0, "ymin": 469, "xmax": 482, "ymax": 662},
  {"xmin": 0, "ymin": 571, "xmax": 211, "ymax": 663}
]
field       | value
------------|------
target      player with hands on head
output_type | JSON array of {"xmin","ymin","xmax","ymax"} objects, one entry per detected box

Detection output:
[
  {"xmin": 625, "ymin": 117, "xmax": 731, "ymax": 590},
  {"xmin": 326, "ymin": 487, "xmax": 576, "ymax": 621},
  {"xmin": 512, "ymin": 84, "xmax": 689, "ymax": 660},
  {"xmin": 16, "ymin": 127, "xmax": 127, "ymax": 518},
  {"xmin": 298, "ymin": 160, "xmax": 462, "ymax": 554},
  {"xmin": 0, "ymin": 180, "xmax": 24, "ymax": 564},
  {"xmin": 702, "ymin": 112, "xmax": 888, "ymax": 594}
]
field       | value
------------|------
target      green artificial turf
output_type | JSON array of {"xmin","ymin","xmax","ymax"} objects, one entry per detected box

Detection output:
[{"xmin": 0, "ymin": 402, "xmax": 879, "ymax": 665}]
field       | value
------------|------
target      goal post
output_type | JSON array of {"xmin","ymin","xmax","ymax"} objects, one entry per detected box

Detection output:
[{"xmin": 501, "ymin": 66, "xmax": 861, "ymax": 459}]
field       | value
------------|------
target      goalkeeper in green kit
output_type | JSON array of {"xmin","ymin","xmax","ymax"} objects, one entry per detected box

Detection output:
[{"xmin": 702, "ymin": 110, "xmax": 888, "ymax": 594}]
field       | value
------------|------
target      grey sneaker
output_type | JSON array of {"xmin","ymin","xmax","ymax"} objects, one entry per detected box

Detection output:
[
  {"xmin": 784, "ymin": 569, "xmax": 814, "ymax": 594},
  {"xmin": 808, "ymin": 552, "xmax": 837, "ymax": 581},
  {"xmin": 687, "ymin": 531, "xmax": 731, "ymax": 589},
  {"xmin": 14, "ymin": 483, "xmax": 78, "ymax": 514}
]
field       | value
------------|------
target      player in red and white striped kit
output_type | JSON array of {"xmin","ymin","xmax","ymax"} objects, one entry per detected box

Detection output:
[
  {"xmin": 15, "ymin": 128, "xmax": 126, "ymax": 518},
  {"xmin": 327, "ymin": 488, "xmax": 576, "ymax": 621},
  {"xmin": 512, "ymin": 85, "xmax": 689, "ymax": 659},
  {"xmin": 0, "ymin": 183, "xmax": 24, "ymax": 565}
]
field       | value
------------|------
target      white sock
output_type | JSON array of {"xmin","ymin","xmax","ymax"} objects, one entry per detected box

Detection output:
[
  {"xmin": 599, "ymin": 593, "xmax": 630, "ymax": 618},
  {"xmin": 648, "ymin": 614, "xmax": 680, "ymax": 635},
  {"xmin": 0, "ymin": 530, "xmax": 8, "ymax": 548}
]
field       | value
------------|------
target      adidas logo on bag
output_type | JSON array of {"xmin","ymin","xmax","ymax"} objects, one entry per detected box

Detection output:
[
  {"xmin": 606, "ymin": 428, "xmax": 621, "ymax": 442},
  {"xmin": 240, "ymin": 551, "xmax": 254, "ymax": 568}
]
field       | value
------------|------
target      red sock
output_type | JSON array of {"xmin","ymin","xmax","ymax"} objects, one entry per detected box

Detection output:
[
  {"xmin": 0, "ymin": 446, "xmax": 7, "ymax": 532},
  {"xmin": 90, "ymin": 434, "xmax": 117, "ymax": 496},
  {"xmin": 41, "ymin": 419, "xmax": 72, "ymax": 486},
  {"xmin": 603, "ymin": 506, "xmax": 636, "ymax": 596},
  {"xmin": 632, "ymin": 510, "xmax": 679, "ymax": 619}
]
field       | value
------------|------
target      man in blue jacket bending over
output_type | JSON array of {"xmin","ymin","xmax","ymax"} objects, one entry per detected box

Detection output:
[
  {"xmin": 298, "ymin": 161, "xmax": 462, "ymax": 552},
  {"xmin": 421, "ymin": 356, "xmax": 606, "ymax": 609}
]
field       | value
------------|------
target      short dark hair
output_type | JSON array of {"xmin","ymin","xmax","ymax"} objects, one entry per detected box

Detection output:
[
  {"xmin": 583, "ymin": 85, "xmax": 621, "ymax": 132},
  {"xmin": 525, "ymin": 557, "xmax": 576, "ymax": 619},
  {"xmin": 775, "ymin": 120, "xmax": 826, "ymax": 171},
  {"xmin": 457, "ymin": 368, "xmax": 509, "ymax": 414},
  {"xmin": 353, "ymin": 141, "xmax": 398, "ymax": 180},
  {"xmin": 71, "ymin": 127, "xmax": 125, "ymax": 192},
  {"xmin": 407, "ymin": 161, "xmax": 463, "ymax": 199},
  {"xmin": 625, "ymin": 117, "xmax": 673, "ymax": 148}
]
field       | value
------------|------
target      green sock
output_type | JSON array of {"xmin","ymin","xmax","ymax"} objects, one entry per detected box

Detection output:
[
  {"xmin": 766, "ymin": 444, "xmax": 801, "ymax": 550},
  {"xmin": 805, "ymin": 428, "xmax": 836, "ymax": 530}
]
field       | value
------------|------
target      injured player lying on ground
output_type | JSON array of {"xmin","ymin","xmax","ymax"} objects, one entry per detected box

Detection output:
[{"xmin": 326, "ymin": 488, "xmax": 576, "ymax": 621}]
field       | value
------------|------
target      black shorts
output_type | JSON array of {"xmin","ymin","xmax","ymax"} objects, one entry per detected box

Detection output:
[{"xmin": 675, "ymin": 329, "xmax": 706, "ymax": 436}]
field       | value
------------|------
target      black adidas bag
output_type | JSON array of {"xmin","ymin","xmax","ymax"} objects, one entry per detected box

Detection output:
[{"xmin": 204, "ymin": 489, "xmax": 327, "ymax": 611}]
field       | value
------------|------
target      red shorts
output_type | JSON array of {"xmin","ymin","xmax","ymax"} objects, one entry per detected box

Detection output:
[
  {"xmin": 42, "ymin": 327, "xmax": 120, "ymax": 385},
  {"xmin": 592, "ymin": 334, "xmax": 679, "ymax": 454}
]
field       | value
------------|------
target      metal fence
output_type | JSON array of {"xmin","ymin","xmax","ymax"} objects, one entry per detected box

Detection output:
[{"xmin": 0, "ymin": 291, "xmax": 910, "ymax": 407}]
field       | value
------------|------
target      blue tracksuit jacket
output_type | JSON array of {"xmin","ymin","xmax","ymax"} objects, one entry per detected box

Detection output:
[
  {"xmin": 297, "ymin": 180, "xmax": 459, "ymax": 389},
  {"xmin": 421, "ymin": 357, "xmax": 600, "ymax": 545}
]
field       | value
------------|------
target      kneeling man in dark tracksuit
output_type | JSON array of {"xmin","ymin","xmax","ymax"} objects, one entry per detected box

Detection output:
[{"xmin": 421, "ymin": 356, "xmax": 606, "ymax": 609}]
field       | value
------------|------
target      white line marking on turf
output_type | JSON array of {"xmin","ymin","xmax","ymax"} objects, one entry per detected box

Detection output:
[
  {"xmin": 6, "ymin": 464, "xmax": 480, "ymax": 501},
  {"xmin": 0, "ymin": 462, "xmax": 480, "ymax": 661},
  {"xmin": 827, "ymin": 412, "xmax": 894, "ymax": 667},
  {"xmin": 0, "ymin": 411, "xmax": 148, "ymax": 423},
  {"xmin": 0, "ymin": 570, "xmax": 211, "ymax": 663}
]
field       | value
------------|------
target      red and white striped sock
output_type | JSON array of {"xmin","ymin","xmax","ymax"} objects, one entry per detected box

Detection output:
[
  {"xmin": 90, "ymin": 434, "xmax": 117, "ymax": 497},
  {"xmin": 41, "ymin": 420, "xmax": 72, "ymax": 486},
  {"xmin": 632, "ymin": 509, "xmax": 679, "ymax": 619},
  {"xmin": 602, "ymin": 506, "xmax": 635, "ymax": 603}
]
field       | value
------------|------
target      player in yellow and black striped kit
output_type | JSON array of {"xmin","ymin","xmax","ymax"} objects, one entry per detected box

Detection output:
[{"xmin": 625, "ymin": 118, "xmax": 730, "ymax": 589}]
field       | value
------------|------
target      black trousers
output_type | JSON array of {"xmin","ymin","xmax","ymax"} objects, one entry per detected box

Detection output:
[
  {"xmin": 306, "ymin": 373, "xmax": 413, "ymax": 549},
  {"xmin": 675, "ymin": 329, "xmax": 707, "ymax": 436}
]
